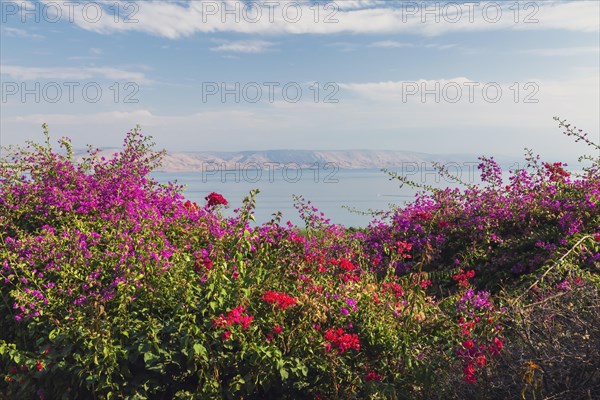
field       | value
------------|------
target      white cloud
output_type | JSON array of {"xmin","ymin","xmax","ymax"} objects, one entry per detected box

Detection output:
[
  {"xmin": 525, "ymin": 47, "xmax": 600, "ymax": 57},
  {"xmin": 67, "ymin": 48, "xmax": 104, "ymax": 61},
  {"xmin": 25, "ymin": 0, "xmax": 600, "ymax": 39},
  {"xmin": 210, "ymin": 40, "xmax": 276, "ymax": 53},
  {"xmin": 326, "ymin": 42, "xmax": 359, "ymax": 52},
  {"xmin": 370, "ymin": 40, "xmax": 414, "ymax": 48},
  {"xmin": 332, "ymin": 0, "xmax": 386, "ymax": 11},
  {"xmin": 0, "ymin": 65, "xmax": 151, "ymax": 84},
  {"xmin": 340, "ymin": 77, "xmax": 476, "ymax": 101},
  {"xmin": 369, "ymin": 41, "xmax": 457, "ymax": 50},
  {"xmin": 1, "ymin": 27, "xmax": 44, "ymax": 39}
]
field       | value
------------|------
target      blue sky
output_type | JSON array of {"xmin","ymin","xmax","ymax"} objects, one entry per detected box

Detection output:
[{"xmin": 1, "ymin": 0, "xmax": 599, "ymax": 160}]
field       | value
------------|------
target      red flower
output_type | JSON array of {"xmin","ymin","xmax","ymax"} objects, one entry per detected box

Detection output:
[
  {"xmin": 221, "ymin": 331, "xmax": 231, "ymax": 341},
  {"xmin": 273, "ymin": 325, "xmax": 283, "ymax": 335},
  {"xmin": 395, "ymin": 241, "xmax": 413, "ymax": 258},
  {"xmin": 184, "ymin": 200, "xmax": 199, "ymax": 212},
  {"xmin": 205, "ymin": 192, "xmax": 228, "ymax": 208},
  {"xmin": 420, "ymin": 279, "xmax": 431, "ymax": 289},
  {"xmin": 462, "ymin": 339, "xmax": 475, "ymax": 349},
  {"xmin": 323, "ymin": 328, "xmax": 360, "ymax": 354},
  {"xmin": 594, "ymin": 233, "xmax": 600, "ymax": 242},
  {"xmin": 543, "ymin": 162, "xmax": 570, "ymax": 182},
  {"xmin": 213, "ymin": 305, "xmax": 254, "ymax": 331},
  {"xmin": 475, "ymin": 354, "xmax": 486, "ymax": 367},
  {"xmin": 338, "ymin": 258, "xmax": 355, "ymax": 272},
  {"xmin": 463, "ymin": 363, "xmax": 477, "ymax": 383},
  {"xmin": 382, "ymin": 282, "xmax": 404, "ymax": 297},
  {"xmin": 238, "ymin": 315, "xmax": 253, "ymax": 329},
  {"xmin": 489, "ymin": 337, "xmax": 504, "ymax": 356},
  {"xmin": 365, "ymin": 371, "xmax": 383, "ymax": 381},
  {"xmin": 36, "ymin": 360, "xmax": 44, "ymax": 371},
  {"xmin": 372, "ymin": 293, "xmax": 380, "ymax": 305},
  {"xmin": 194, "ymin": 257, "xmax": 213, "ymax": 273},
  {"xmin": 415, "ymin": 211, "xmax": 432, "ymax": 220},
  {"xmin": 453, "ymin": 269, "xmax": 475, "ymax": 287},
  {"xmin": 262, "ymin": 291, "xmax": 297, "ymax": 310}
]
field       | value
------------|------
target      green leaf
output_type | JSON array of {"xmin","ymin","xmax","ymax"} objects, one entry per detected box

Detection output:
[
  {"xmin": 193, "ymin": 343, "xmax": 207, "ymax": 360},
  {"xmin": 280, "ymin": 368, "xmax": 289, "ymax": 380}
]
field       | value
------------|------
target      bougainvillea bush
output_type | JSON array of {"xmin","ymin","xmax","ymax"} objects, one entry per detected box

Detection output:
[
  {"xmin": 1, "ymin": 120, "xmax": 599, "ymax": 399},
  {"xmin": 365, "ymin": 120, "xmax": 600, "ymax": 291}
]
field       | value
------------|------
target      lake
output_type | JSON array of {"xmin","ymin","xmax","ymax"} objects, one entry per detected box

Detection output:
[{"xmin": 151, "ymin": 166, "xmax": 484, "ymax": 227}]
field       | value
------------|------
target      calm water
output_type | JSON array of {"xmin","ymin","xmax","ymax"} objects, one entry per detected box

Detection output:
[
  {"xmin": 152, "ymin": 165, "xmax": 586, "ymax": 227},
  {"xmin": 151, "ymin": 167, "xmax": 477, "ymax": 227}
]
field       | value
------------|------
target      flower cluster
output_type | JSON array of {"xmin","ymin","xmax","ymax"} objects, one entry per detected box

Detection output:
[
  {"xmin": 395, "ymin": 241, "xmax": 412, "ymax": 258},
  {"xmin": 323, "ymin": 328, "xmax": 361, "ymax": 354},
  {"xmin": 331, "ymin": 258, "xmax": 356, "ymax": 272},
  {"xmin": 184, "ymin": 200, "xmax": 199, "ymax": 212},
  {"xmin": 262, "ymin": 291, "xmax": 297, "ymax": 310},
  {"xmin": 213, "ymin": 305, "xmax": 254, "ymax": 333},
  {"xmin": 205, "ymin": 192, "xmax": 228, "ymax": 208},
  {"xmin": 543, "ymin": 162, "xmax": 570, "ymax": 183},
  {"xmin": 453, "ymin": 269, "xmax": 475, "ymax": 288},
  {"xmin": 365, "ymin": 371, "xmax": 383, "ymax": 382}
]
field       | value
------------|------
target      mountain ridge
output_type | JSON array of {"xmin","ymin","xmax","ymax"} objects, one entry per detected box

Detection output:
[{"xmin": 72, "ymin": 148, "xmax": 523, "ymax": 172}]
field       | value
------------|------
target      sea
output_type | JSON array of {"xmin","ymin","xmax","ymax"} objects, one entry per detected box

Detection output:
[
  {"xmin": 151, "ymin": 166, "xmax": 491, "ymax": 227},
  {"xmin": 152, "ymin": 163, "xmax": 588, "ymax": 227}
]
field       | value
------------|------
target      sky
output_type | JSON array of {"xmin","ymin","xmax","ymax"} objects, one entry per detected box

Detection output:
[{"xmin": 1, "ymin": 0, "xmax": 599, "ymax": 161}]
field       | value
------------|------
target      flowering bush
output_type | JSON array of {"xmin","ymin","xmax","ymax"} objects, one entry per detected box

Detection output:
[
  {"xmin": 367, "ymin": 119, "xmax": 600, "ymax": 292},
  {"xmin": 0, "ymin": 120, "xmax": 598, "ymax": 399}
]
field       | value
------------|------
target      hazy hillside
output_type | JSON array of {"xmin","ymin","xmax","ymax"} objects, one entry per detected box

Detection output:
[
  {"xmin": 70, "ymin": 149, "xmax": 523, "ymax": 172},
  {"xmin": 155, "ymin": 149, "xmax": 481, "ymax": 171}
]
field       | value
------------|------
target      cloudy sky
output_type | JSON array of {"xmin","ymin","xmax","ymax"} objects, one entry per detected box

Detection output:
[{"xmin": 1, "ymin": 0, "xmax": 599, "ymax": 160}]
